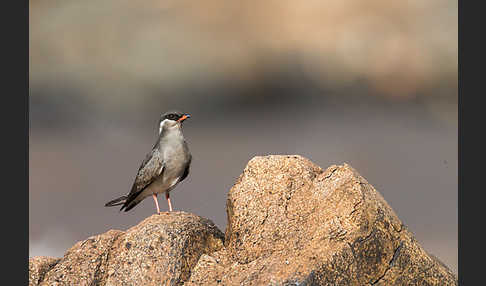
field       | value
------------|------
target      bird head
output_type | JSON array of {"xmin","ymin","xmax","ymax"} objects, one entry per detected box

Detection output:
[{"xmin": 159, "ymin": 111, "xmax": 191, "ymax": 134}]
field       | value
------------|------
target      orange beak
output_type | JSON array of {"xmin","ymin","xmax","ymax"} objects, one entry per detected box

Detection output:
[{"xmin": 177, "ymin": 114, "xmax": 191, "ymax": 122}]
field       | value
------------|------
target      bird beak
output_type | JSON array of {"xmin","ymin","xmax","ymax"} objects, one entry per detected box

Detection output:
[{"xmin": 177, "ymin": 114, "xmax": 191, "ymax": 122}]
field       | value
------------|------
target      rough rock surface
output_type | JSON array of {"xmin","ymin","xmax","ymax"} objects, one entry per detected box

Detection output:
[
  {"xmin": 29, "ymin": 155, "xmax": 457, "ymax": 286},
  {"xmin": 187, "ymin": 155, "xmax": 457, "ymax": 285},
  {"xmin": 29, "ymin": 256, "xmax": 60, "ymax": 286},
  {"xmin": 33, "ymin": 212, "xmax": 224, "ymax": 286}
]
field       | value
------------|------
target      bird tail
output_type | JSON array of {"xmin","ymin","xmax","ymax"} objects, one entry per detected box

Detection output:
[{"xmin": 105, "ymin": 195, "xmax": 128, "ymax": 207}]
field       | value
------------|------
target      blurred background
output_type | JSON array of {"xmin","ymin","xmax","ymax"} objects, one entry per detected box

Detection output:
[{"xmin": 29, "ymin": 0, "xmax": 457, "ymax": 273}]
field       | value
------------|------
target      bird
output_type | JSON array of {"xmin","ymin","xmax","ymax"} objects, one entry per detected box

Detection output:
[{"xmin": 105, "ymin": 110, "xmax": 192, "ymax": 214}]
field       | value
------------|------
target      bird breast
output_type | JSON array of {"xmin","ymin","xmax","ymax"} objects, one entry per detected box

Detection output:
[{"xmin": 159, "ymin": 130, "xmax": 190, "ymax": 190}]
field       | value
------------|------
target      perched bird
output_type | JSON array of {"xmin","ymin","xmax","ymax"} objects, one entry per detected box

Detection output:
[{"xmin": 105, "ymin": 111, "xmax": 192, "ymax": 213}]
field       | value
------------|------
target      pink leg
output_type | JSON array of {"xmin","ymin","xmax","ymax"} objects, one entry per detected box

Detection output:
[
  {"xmin": 152, "ymin": 193, "xmax": 161, "ymax": 214},
  {"xmin": 165, "ymin": 192, "xmax": 173, "ymax": 212}
]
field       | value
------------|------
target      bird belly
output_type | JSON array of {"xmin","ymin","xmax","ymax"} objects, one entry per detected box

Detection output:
[
  {"xmin": 134, "ymin": 179, "xmax": 170, "ymax": 203},
  {"xmin": 144, "ymin": 175, "xmax": 177, "ymax": 195}
]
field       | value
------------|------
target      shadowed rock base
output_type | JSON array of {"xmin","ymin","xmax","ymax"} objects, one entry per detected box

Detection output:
[{"xmin": 29, "ymin": 155, "xmax": 457, "ymax": 286}]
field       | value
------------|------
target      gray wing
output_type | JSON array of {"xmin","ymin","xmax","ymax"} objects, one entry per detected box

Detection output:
[
  {"xmin": 179, "ymin": 152, "xmax": 192, "ymax": 183},
  {"xmin": 125, "ymin": 148, "xmax": 165, "ymax": 201}
]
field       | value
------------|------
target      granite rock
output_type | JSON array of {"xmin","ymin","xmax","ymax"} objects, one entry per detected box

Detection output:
[{"xmin": 30, "ymin": 155, "xmax": 457, "ymax": 286}]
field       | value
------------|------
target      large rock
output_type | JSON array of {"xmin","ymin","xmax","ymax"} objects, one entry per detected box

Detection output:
[
  {"xmin": 187, "ymin": 155, "xmax": 457, "ymax": 285},
  {"xmin": 30, "ymin": 155, "xmax": 457, "ymax": 285},
  {"xmin": 33, "ymin": 212, "xmax": 224, "ymax": 286}
]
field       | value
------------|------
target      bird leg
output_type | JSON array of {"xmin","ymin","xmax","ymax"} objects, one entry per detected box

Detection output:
[
  {"xmin": 166, "ymin": 192, "xmax": 173, "ymax": 212},
  {"xmin": 152, "ymin": 193, "xmax": 161, "ymax": 214}
]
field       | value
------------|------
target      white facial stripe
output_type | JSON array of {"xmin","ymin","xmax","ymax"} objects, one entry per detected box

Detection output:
[
  {"xmin": 159, "ymin": 119, "xmax": 169, "ymax": 134},
  {"xmin": 159, "ymin": 119, "xmax": 167, "ymax": 134},
  {"xmin": 159, "ymin": 118, "xmax": 179, "ymax": 134}
]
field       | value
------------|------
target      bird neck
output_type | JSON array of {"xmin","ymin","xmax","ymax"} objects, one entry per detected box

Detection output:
[{"xmin": 159, "ymin": 125, "xmax": 184, "ymax": 144}]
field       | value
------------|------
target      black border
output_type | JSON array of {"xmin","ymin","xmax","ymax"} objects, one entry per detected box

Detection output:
[
  {"xmin": 3, "ymin": 0, "xmax": 29, "ymax": 283},
  {"xmin": 458, "ymin": 0, "xmax": 477, "ymax": 284}
]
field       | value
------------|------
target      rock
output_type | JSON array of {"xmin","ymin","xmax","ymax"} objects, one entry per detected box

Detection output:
[
  {"xmin": 103, "ymin": 212, "xmax": 223, "ymax": 286},
  {"xmin": 39, "ymin": 229, "xmax": 124, "ymax": 286},
  {"xmin": 187, "ymin": 155, "xmax": 457, "ymax": 285},
  {"xmin": 30, "ymin": 155, "xmax": 457, "ymax": 285},
  {"xmin": 29, "ymin": 256, "xmax": 60, "ymax": 286},
  {"xmin": 35, "ymin": 212, "xmax": 224, "ymax": 286}
]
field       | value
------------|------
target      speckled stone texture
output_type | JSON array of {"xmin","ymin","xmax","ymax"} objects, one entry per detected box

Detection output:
[
  {"xmin": 29, "ymin": 256, "xmax": 60, "ymax": 286},
  {"xmin": 187, "ymin": 155, "xmax": 457, "ymax": 285},
  {"xmin": 30, "ymin": 155, "xmax": 457, "ymax": 286},
  {"xmin": 33, "ymin": 212, "xmax": 224, "ymax": 286}
]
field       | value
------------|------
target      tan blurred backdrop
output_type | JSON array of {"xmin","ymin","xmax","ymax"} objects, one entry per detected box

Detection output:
[{"xmin": 29, "ymin": 0, "xmax": 457, "ymax": 273}]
